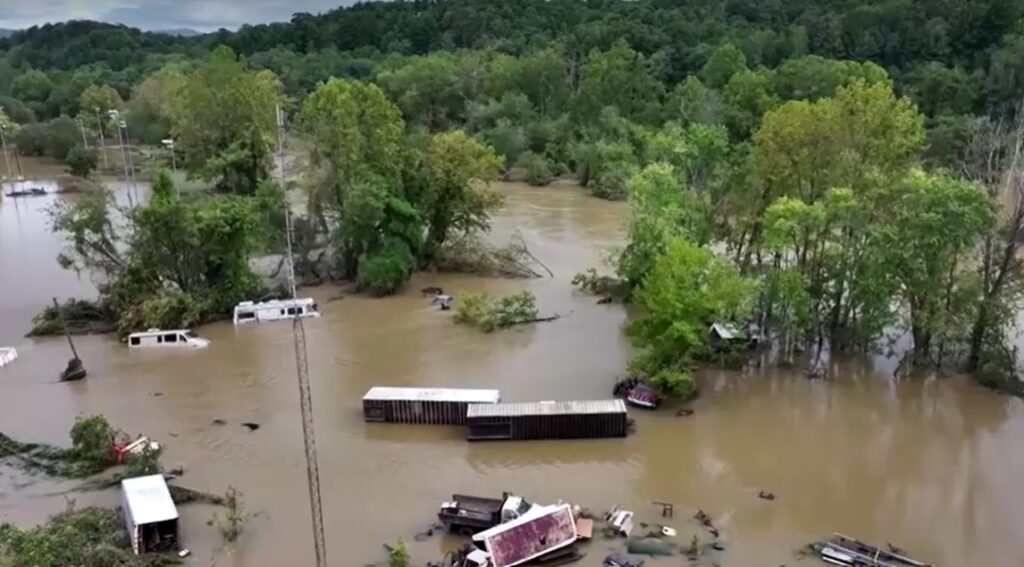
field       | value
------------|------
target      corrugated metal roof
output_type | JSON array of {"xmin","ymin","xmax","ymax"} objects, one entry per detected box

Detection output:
[
  {"xmin": 468, "ymin": 399, "xmax": 627, "ymax": 418},
  {"xmin": 363, "ymin": 386, "xmax": 501, "ymax": 403},
  {"xmin": 121, "ymin": 474, "xmax": 178, "ymax": 525}
]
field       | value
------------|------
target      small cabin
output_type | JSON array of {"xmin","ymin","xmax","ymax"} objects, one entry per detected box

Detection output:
[
  {"xmin": 233, "ymin": 298, "xmax": 320, "ymax": 325},
  {"xmin": 127, "ymin": 329, "xmax": 209, "ymax": 349},
  {"xmin": 121, "ymin": 474, "xmax": 179, "ymax": 555}
]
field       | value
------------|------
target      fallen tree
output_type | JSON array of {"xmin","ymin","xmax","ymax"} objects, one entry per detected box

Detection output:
[
  {"xmin": 27, "ymin": 298, "xmax": 115, "ymax": 337},
  {"xmin": 434, "ymin": 231, "xmax": 553, "ymax": 279},
  {"xmin": 0, "ymin": 503, "xmax": 181, "ymax": 567},
  {"xmin": 454, "ymin": 291, "xmax": 562, "ymax": 332}
]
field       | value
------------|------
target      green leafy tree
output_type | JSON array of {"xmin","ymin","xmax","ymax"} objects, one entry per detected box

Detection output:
[
  {"xmin": 124, "ymin": 63, "xmax": 187, "ymax": 144},
  {"xmin": 575, "ymin": 41, "xmax": 662, "ymax": 124},
  {"xmin": 700, "ymin": 43, "xmax": 748, "ymax": 89},
  {"xmin": 773, "ymin": 55, "xmax": 889, "ymax": 102},
  {"xmin": 723, "ymin": 68, "xmax": 780, "ymax": 138},
  {"xmin": 301, "ymin": 78, "xmax": 416, "ymax": 285},
  {"xmin": 876, "ymin": 172, "xmax": 992, "ymax": 363},
  {"xmin": 12, "ymin": 70, "xmax": 54, "ymax": 106},
  {"xmin": 420, "ymin": 130, "xmax": 502, "ymax": 260},
  {"xmin": 44, "ymin": 116, "xmax": 81, "ymax": 160},
  {"xmin": 14, "ymin": 123, "xmax": 46, "ymax": 156},
  {"xmin": 626, "ymin": 237, "xmax": 755, "ymax": 393},
  {"xmin": 747, "ymin": 80, "xmax": 924, "ymax": 262},
  {"xmin": 487, "ymin": 48, "xmax": 570, "ymax": 116},
  {"xmin": 78, "ymin": 84, "xmax": 122, "ymax": 117},
  {"xmin": 64, "ymin": 145, "xmax": 97, "ymax": 177},
  {"xmin": 617, "ymin": 163, "xmax": 710, "ymax": 291},
  {"xmin": 481, "ymin": 118, "xmax": 526, "ymax": 174},
  {"xmin": 171, "ymin": 46, "xmax": 283, "ymax": 194},
  {"xmin": 666, "ymin": 77, "xmax": 723, "ymax": 126}
]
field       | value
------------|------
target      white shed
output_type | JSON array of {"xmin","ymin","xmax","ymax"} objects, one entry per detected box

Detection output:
[{"xmin": 121, "ymin": 474, "xmax": 179, "ymax": 555}]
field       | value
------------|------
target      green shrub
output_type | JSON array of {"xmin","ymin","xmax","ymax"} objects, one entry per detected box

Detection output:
[
  {"xmin": 591, "ymin": 161, "xmax": 638, "ymax": 200},
  {"xmin": 358, "ymin": 240, "xmax": 415, "ymax": 296},
  {"xmin": 65, "ymin": 145, "xmax": 97, "ymax": 178},
  {"xmin": 455, "ymin": 291, "xmax": 538, "ymax": 332},
  {"xmin": 518, "ymin": 151, "xmax": 554, "ymax": 186},
  {"xmin": 649, "ymin": 368, "xmax": 697, "ymax": 400},
  {"xmin": 69, "ymin": 416, "xmax": 115, "ymax": 472},
  {"xmin": 389, "ymin": 538, "xmax": 410, "ymax": 567},
  {"xmin": 215, "ymin": 487, "xmax": 250, "ymax": 543}
]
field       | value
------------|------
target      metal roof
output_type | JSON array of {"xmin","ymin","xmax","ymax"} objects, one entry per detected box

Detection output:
[
  {"xmin": 363, "ymin": 386, "xmax": 501, "ymax": 404},
  {"xmin": 121, "ymin": 474, "xmax": 179, "ymax": 525},
  {"xmin": 468, "ymin": 399, "xmax": 627, "ymax": 418},
  {"xmin": 710, "ymin": 323, "xmax": 740, "ymax": 340}
]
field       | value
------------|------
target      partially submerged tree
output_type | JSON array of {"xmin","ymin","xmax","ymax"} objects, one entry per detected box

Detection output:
[
  {"xmin": 627, "ymin": 237, "xmax": 755, "ymax": 397},
  {"xmin": 49, "ymin": 171, "xmax": 265, "ymax": 335},
  {"xmin": 455, "ymin": 291, "xmax": 540, "ymax": 332}
]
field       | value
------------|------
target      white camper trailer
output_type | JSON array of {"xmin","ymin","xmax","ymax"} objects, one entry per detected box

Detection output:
[{"xmin": 232, "ymin": 298, "xmax": 320, "ymax": 325}]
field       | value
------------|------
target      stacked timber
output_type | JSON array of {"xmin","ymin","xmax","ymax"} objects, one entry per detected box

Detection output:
[
  {"xmin": 362, "ymin": 387, "xmax": 501, "ymax": 425},
  {"xmin": 466, "ymin": 400, "xmax": 628, "ymax": 441}
]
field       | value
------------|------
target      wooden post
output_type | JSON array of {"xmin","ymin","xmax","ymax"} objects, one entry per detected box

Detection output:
[
  {"xmin": 53, "ymin": 297, "xmax": 79, "ymax": 360},
  {"xmin": 652, "ymin": 501, "xmax": 674, "ymax": 518}
]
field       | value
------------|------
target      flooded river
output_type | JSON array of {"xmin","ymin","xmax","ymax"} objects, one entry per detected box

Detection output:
[{"xmin": 2, "ymin": 178, "xmax": 1024, "ymax": 566}]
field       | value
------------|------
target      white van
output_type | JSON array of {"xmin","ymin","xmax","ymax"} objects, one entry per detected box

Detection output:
[
  {"xmin": 127, "ymin": 329, "xmax": 210, "ymax": 349},
  {"xmin": 232, "ymin": 298, "xmax": 320, "ymax": 325}
]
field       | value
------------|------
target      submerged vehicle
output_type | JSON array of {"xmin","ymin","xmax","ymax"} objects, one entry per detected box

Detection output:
[
  {"xmin": 232, "ymin": 298, "xmax": 320, "ymax": 324},
  {"xmin": 812, "ymin": 533, "xmax": 935, "ymax": 567},
  {"xmin": 127, "ymin": 329, "xmax": 210, "ymax": 349},
  {"xmin": 439, "ymin": 492, "xmax": 535, "ymax": 535}
]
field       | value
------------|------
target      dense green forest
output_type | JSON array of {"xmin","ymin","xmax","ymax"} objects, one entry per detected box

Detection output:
[{"xmin": 6, "ymin": 0, "xmax": 1024, "ymax": 395}]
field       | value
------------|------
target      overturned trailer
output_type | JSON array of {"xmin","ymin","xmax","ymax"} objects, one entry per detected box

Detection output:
[
  {"xmin": 473, "ymin": 504, "xmax": 578, "ymax": 567},
  {"xmin": 466, "ymin": 400, "xmax": 628, "ymax": 441},
  {"xmin": 121, "ymin": 475, "xmax": 179, "ymax": 555},
  {"xmin": 362, "ymin": 386, "xmax": 501, "ymax": 425}
]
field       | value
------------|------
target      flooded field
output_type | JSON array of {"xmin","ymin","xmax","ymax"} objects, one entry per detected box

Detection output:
[{"xmin": 2, "ymin": 180, "xmax": 1024, "ymax": 566}]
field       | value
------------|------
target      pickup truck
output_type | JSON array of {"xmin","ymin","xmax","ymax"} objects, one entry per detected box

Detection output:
[{"xmin": 438, "ymin": 492, "xmax": 533, "ymax": 535}]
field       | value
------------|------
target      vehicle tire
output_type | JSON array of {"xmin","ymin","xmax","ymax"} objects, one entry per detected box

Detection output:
[{"xmin": 458, "ymin": 527, "xmax": 474, "ymax": 537}]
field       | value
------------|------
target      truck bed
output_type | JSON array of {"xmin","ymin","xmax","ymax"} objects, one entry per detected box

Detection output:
[{"xmin": 440, "ymin": 494, "xmax": 505, "ymax": 525}]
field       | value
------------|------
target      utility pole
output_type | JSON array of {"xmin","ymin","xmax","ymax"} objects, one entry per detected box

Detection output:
[
  {"xmin": 120, "ymin": 120, "xmax": 139, "ymax": 205},
  {"xmin": 278, "ymin": 104, "xmax": 327, "ymax": 567},
  {"xmin": 94, "ymin": 108, "xmax": 108, "ymax": 169},
  {"xmin": 77, "ymin": 119, "xmax": 89, "ymax": 149},
  {"xmin": 109, "ymin": 111, "xmax": 134, "ymax": 209},
  {"xmin": 0, "ymin": 125, "xmax": 11, "ymax": 181}
]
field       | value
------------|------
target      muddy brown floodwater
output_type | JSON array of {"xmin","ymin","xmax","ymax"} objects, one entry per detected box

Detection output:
[{"xmin": 2, "ymin": 179, "xmax": 1024, "ymax": 566}]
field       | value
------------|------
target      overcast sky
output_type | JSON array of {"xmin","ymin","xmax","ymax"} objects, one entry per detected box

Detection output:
[{"xmin": 0, "ymin": 0, "xmax": 354, "ymax": 32}]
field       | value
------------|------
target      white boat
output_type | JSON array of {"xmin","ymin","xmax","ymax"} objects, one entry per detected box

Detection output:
[
  {"xmin": 232, "ymin": 298, "xmax": 320, "ymax": 325},
  {"xmin": 0, "ymin": 347, "xmax": 17, "ymax": 367},
  {"xmin": 127, "ymin": 329, "xmax": 210, "ymax": 349}
]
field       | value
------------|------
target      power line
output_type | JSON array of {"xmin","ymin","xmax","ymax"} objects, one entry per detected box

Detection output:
[{"xmin": 277, "ymin": 104, "xmax": 328, "ymax": 567}]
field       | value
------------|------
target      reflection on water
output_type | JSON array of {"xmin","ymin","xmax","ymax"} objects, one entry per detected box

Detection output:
[{"xmin": 2, "ymin": 181, "xmax": 1024, "ymax": 566}]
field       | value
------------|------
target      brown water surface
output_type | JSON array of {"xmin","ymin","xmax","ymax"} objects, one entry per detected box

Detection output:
[{"xmin": 1, "ymin": 181, "xmax": 1023, "ymax": 566}]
